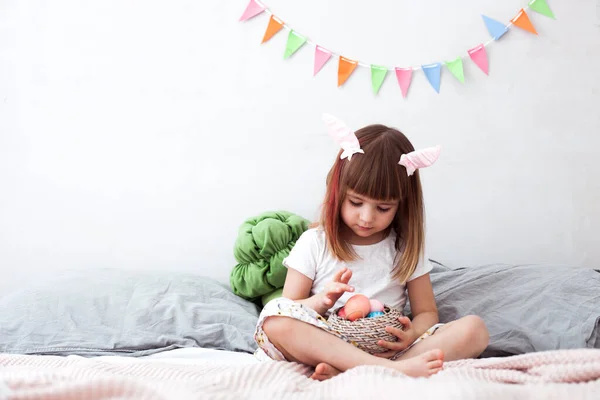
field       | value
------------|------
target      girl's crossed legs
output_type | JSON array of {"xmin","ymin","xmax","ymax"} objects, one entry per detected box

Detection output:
[
  {"xmin": 262, "ymin": 316, "xmax": 444, "ymax": 378},
  {"xmin": 255, "ymin": 298, "xmax": 446, "ymax": 379}
]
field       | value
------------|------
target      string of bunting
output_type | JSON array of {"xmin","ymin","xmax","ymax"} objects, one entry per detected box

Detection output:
[{"xmin": 239, "ymin": 0, "xmax": 556, "ymax": 97}]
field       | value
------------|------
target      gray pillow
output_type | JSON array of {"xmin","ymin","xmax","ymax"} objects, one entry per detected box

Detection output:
[
  {"xmin": 0, "ymin": 269, "xmax": 260, "ymax": 357},
  {"xmin": 423, "ymin": 261, "xmax": 600, "ymax": 357}
]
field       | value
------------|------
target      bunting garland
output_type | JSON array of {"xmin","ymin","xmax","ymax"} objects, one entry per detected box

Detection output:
[{"xmin": 240, "ymin": 0, "xmax": 556, "ymax": 98}]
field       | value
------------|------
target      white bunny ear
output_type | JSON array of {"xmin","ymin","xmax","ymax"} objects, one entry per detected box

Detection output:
[
  {"xmin": 398, "ymin": 145, "xmax": 441, "ymax": 176},
  {"xmin": 323, "ymin": 113, "xmax": 364, "ymax": 160}
]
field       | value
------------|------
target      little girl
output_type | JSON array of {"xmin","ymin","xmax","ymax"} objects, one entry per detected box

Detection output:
[{"xmin": 254, "ymin": 115, "xmax": 489, "ymax": 380}]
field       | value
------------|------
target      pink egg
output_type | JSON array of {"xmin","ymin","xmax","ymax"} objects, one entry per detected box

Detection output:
[
  {"xmin": 344, "ymin": 294, "xmax": 371, "ymax": 322},
  {"xmin": 337, "ymin": 307, "xmax": 347, "ymax": 319},
  {"xmin": 369, "ymin": 299, "xmax": 384, "ymax": 313}
]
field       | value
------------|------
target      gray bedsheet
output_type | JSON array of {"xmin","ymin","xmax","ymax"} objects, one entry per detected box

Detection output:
[{"xmin": 425, "ymin": 261, "xmax": 600, "ymax": 357}]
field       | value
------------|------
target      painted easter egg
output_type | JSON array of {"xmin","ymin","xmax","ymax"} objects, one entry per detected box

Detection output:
[
  {"xmin": 367, "ymin": 311, "xmax": 385, "ymax": 318},
  {"xmin": 369, "ymin": 299, "xmax": 385, "ymax": 313},
  {"xmin": 344, "ymin": 294, "xmax": 371, "ymax": 321}
]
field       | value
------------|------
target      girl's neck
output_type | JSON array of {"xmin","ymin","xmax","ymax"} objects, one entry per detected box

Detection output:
[{"xmin": 340, "ymin": 224, "xmax": 389, "ymax": 246}]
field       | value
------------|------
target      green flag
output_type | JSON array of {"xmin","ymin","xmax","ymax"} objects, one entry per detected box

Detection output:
[
  {"xmin": 445, "ymin": 57, "xmax": 465, "ymax": 83},
  {"xmin": 371, "ymin": 65, "xmax": 388, "ymax": 94},
  {"xmin": 284, "ymin": 31, "xmax": 307, "ymax": 59},
  {"xmin": 528, "ymin": 0, "xmax": 555, "ymax": 19}
]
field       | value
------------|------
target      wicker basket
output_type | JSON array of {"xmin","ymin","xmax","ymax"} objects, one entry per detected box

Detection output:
[{"xmin": 327, "ymin": 305, "xmax": 404, "ymax": 354}]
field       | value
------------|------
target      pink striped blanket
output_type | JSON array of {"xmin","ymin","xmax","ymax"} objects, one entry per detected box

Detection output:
[{"xmin": 0, "ymin": 349, "xmax": 599, "ymax": 399}]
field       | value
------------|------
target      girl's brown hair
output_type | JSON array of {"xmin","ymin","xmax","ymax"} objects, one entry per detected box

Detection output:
[{"xmin": 319, "ymin": 124, "xmax": 425, "ymax": 283}]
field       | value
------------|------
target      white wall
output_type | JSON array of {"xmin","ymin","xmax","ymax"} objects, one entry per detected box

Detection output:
[{"xmin": 1, "ymin": 0, "xmax": 599, "ymax": 294}]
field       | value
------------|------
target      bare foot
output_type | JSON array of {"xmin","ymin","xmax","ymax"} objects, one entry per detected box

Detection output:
[
  {"xmin": 392, "ymin": 349, "xmax": 444, "ymax": 377},
  {"xmin": 310, "ymin": 350, "xmax": 443, "ymax": 380},
  {"xmin": 310, "ymin": 362, "xmax": 342, "ymax": 381}
]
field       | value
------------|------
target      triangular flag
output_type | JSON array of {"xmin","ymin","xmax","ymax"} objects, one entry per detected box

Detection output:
[
  {"xmin": 528, "ymin": 0, "xmax": 555, "ymax": 19},
  {"xmin": 395, "ymin": 68, "xmax": 413, "ymax": 98},
  {"xmin": 239, "ymin": 0, "xmax": 265, "ymax": 21},
  {"xmin": 338, "ymin": 57, "xmax": 358, "ymax": 87},
  {"xmin": 511, "ymin": 9, "xmax": 538, "ymax": 35},
  {"xmin": 284, "ymin": 31, "xmax": 307, "ymax": 59},
  {"xmin": 468, "ymin": 44, "xmax": 489, "ymax": 75},
  {"xmin": 481, "ymin": 15, "xmax": 509, "ymax": 40},
  {"xmin": 314, "ymin": 46, "xmax": 332, "ymax": 76},
  {"xmin": 262, "ymin": 15, "xmax": 284, "ymax": 43},
  {"xmin": 422, "ymin": 63, "xmax": 442, "ymax": 93},
  {"xmin": 371, "ymin": 65, "xmax": 388, "ymax": 94},
  {"xmin": 445, "ymin": 58, "xmax": 465, "ymax": 83}
]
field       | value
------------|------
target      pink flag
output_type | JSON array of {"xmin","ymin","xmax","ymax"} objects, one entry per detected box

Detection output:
[
  {"xmin": 314, "ymin": 46, "xmax": 332, "ymax": 76},
  {"xmin": 239, "ymin": 0, "xmax": 265, "ymax": 21},
  {"xmin": 468, "ymin": 44, "xmax": 489, "ymax": 75},
  {"xmin": 395, "ymin": 68, "xmax": 413, "ymax": 98}
]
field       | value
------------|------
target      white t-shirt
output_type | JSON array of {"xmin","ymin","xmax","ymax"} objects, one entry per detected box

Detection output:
[{"xmin": 282, "ymin": 228, "xmax": 432, "ymax": 315}]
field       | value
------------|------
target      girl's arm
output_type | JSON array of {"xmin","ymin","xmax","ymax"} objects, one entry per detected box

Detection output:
[
  {"xmin": 406, "ymin": 273, "xmax": 439, "ymax": 338},
  {"xmin": 283, "ymin": 267, "xmax": 353, "ymax": 316},
  {"xmin": 375, "ymin": 273, "xmax": 438, "ymax": 356},
  {"xmin": 282, "ymin": 268, "xmax": 328, "ymax": 315}
]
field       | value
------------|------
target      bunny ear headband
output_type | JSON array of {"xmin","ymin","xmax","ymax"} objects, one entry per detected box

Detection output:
[{"xmin": 323, "ymin": 113, "xmax": 441, "ymax": 176}]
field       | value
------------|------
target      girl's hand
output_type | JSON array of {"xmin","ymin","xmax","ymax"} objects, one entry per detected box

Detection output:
[
  {"xmin": 375, "ymin": 316, "xmax": 418, "ymax": 358},
  {"xmin": 319, "ymin": 267, "xmax": 354, "ymax": 309}
]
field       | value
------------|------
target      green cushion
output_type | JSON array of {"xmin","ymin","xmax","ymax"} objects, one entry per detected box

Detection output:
[{"xmin": 230, "ymin": 211, "xmax": 309, "ymax": 305}]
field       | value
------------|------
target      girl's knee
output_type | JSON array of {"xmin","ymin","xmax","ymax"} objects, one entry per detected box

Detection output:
[
  {"xmin": 462, "ymin": 315, "xmax": 487, "ymax": 330},
  {"xmin": 262, "ymin": 316, "xmax": 293, "ymax": 338},
  {"xmin": 461, "ymin": 315, "xmax": 490, "ymax": 349}
]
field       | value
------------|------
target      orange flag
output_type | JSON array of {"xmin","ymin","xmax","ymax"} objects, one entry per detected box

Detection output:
[
  {"xmin": 511, "ymin": 9, "xmax": 538, "ymax": 35},
  {"xmin": 262, "ymin": 15, "xmax": 284, "ymax": 43},
  {"xmin": 338, "ymin": 57, "xmax": 358, "ymax": 87}
]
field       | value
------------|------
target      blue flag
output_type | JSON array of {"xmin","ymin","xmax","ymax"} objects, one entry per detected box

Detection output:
[
  {"xmin": 422, "ymin": 63, "xmax": 441, "ymax": 93},
  {"xmin": 482, "ymin": 15, "xmax": 509, "ymax": 40}
]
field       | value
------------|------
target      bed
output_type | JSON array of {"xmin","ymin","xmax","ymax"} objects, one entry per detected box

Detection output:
[{"xmin": 1, "ymin": 263, "xmax": 599, "ymax": 398}]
